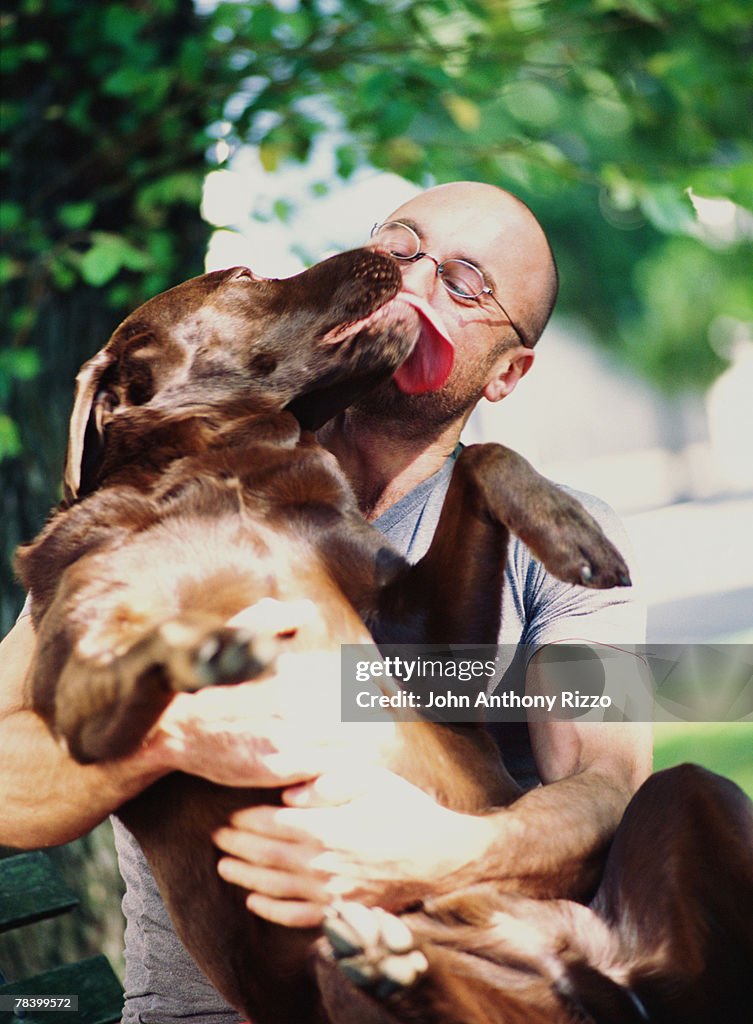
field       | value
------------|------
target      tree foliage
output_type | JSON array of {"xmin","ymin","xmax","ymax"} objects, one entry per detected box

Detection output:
[{"xmin": 1, "ymin": 0, "xmax": 752, "ymax": 626}]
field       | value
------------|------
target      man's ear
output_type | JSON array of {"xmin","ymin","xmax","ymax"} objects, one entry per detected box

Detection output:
[{"xmin": 483, "ymin": 346, "xmax": 535, "ymax": 404}]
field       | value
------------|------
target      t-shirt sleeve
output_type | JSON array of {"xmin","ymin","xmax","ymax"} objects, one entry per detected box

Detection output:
[{"xmin": 517, "ymin": 488, "xmax": 647, "ymax": 654}]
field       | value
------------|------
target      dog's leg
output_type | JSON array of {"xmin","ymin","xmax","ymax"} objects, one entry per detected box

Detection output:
[
  {"xmin": 591, "ymin": 764, "xmax": 753, "ymax": 1024},
  {"xmin": 32, "ymin": 611, "xmax": 282, "ymax": 763},
  {"xmin": 317, "ymin": 900, "xmax": 507, "ymax": 1024},
  {"xmin": 316, "ymin": 892, "xmax": 649, "ymax": 1024},
  {"xmin": 373, "ymin": 443, "xmax": 631, "ymax": 645}
]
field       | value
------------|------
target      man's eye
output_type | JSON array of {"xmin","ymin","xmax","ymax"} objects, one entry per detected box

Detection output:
[
  {"xmin": 440, "ymin": 262, "xmax": 482, "ymax": 298},
  {"xmin": 444, "ymin": 279, "xmax": 474, "ymax": 298},
  {"xmin": 373, "ymin": 223, "xmax": 418, "ymax": 259}
]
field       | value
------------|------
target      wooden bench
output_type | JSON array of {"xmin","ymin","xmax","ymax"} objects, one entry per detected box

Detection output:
[{"xmin": 0, "ymin": 851, "xmax": 123, "ymax": 1024}]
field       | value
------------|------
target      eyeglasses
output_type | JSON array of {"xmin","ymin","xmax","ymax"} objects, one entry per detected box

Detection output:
[{"xmin": 370, "ymin": 221, "xmax": 529, "ymax": 347}]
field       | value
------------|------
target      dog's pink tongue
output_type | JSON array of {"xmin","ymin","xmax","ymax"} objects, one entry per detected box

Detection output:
[{"xmin": 392, "ymin": 294, "xmax": 454, "ymax": 394}]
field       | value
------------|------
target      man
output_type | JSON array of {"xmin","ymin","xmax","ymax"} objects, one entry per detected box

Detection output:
[{"xmin": 0, "ymin": 182, "xmax": 651, "ymax": 1022}]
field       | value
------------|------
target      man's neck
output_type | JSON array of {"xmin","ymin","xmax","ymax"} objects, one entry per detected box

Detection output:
[{"xmin": 318, "ymin": 411, "xmax": 463, "ymax": 521}]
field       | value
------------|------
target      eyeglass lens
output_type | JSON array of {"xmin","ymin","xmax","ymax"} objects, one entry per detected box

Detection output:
[{"xmin": 371, "ymin": 222, "xmax": 486, "ymax": 299}]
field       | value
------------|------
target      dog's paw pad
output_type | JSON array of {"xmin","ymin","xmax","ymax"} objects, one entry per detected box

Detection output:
[
  {"xmin": 194, "ymin": 629, "xmax": 269, "ymax": 686},
  {"xmin": 323, "ymin": 902, "xmax": 428, "ymax": 1000},
  {"xmin": 572, "ymin": 537, "xmax": 632, "ymax": 591},
  {"xmin": 156, "ymin": 619, "xmax": 277, "ymax": 691}
]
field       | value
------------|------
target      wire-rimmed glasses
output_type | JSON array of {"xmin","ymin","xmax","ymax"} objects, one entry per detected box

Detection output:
[{"xmin": 370, "ymin": 220, "xmax": 529, "ymax": 347}]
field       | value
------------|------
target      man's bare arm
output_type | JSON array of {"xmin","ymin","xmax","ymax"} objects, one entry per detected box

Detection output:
[
  {"xmin": 0, "ymin": 622, "xmax": 375, "ymax": 849},
  {"xmin": 493, "ymin": 646, "xmax": 654, "ymax": 896},
  {"xmin": 465, "ymin": 721, "xmax": 652, "ymax": 899},
  {"xmin": 0, "ymin": 617, "xmax": 172, "ymax": 848}
]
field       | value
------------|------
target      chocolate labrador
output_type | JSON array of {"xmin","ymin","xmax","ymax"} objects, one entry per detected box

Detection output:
[{"xmin": 16, "ymin": 249, "xmax": 751, "ymax": 1022}]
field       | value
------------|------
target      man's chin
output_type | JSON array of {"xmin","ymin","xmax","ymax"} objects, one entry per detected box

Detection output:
[{"xmin": 351, "ymin": 378, "xmax": 468, "ymax": 438}]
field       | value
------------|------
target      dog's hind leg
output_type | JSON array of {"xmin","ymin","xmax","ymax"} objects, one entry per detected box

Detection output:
[
  {"xmin": 317, "ymin": 891, "xmax": 654, "ymax": 1024},
  {"xmin": 591, "ymin": 764, "xmax": 753, "ymax": 1024}
]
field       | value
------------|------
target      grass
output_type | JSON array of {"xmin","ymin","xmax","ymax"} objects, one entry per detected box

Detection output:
[{"xmin": 653, "ymin": 722, "xmax": 753, "ymax": 798}]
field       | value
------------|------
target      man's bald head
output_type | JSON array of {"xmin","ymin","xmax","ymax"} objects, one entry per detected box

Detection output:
[{"xmin": 387, "ymin": 181, "xmax": 559, "ymax": 348}]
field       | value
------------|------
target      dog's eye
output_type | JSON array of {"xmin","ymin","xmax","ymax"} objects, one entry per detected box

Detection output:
[{"xmin": 248, "ymin": 353, "xmax": 277, "ymax": 376}]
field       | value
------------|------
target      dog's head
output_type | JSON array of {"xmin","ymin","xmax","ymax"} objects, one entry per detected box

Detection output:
[{"xmin": 64, "ymin": 249, "xmax": 454, "ymax": 502}]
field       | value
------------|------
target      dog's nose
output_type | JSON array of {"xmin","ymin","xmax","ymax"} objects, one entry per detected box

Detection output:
[{"xmin": 350, "ymin": 249, "xmax": 403, "ymax": 287}]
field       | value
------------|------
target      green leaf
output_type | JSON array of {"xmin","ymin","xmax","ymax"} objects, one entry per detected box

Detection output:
[
  {"xmin": 79, "ymin": 241, "xmax": 123, "ymax": 287},
  {"xmin": 594, "ymin": 0, "xmax": 664, "ymax": 25},
  {"xmin": 259, "ymin": 141, "xmax": 286, "ymax": 172},
  {"xmin": 49, "ymin": 257, "xmax": 77, "ymax": 290},
  {"xmin": 639, "ymin": 184, "xmax": 697, "ymax": 236},
  {"xmin": 335, "ymin": 145, "xmax": 358, "ymax": 180},
  {"xmin": 101, "ymin": 4, "xmax": 147, "ymax": 49},
  {"xmin": 58, "ymin": 201, "xmax": 96, "ymax": 231},
  {"xmin": 79, "ymin": 233, "xmax": 151, "ymax": 287},
  {"xmin": 0, "ymin": 202, "xmax": 23, "ymax": 233},
  {"xmin": 0, "ymin": 413, "xmax": 21, "ymax": 461},
  {"xmin": 441, "ymin": 93, "xmax": 481, "ymax": 132},
  {"xmin": 102, "ymin": 67, "xmax": 141, "ymax": 97},
  {"xmin": 273, "ymin": 198, "xmax": 294, "ymax": 224},
  {"xmin": 0, "ymin": 254, "xmax": 22, "ymax": 283},
  {"xmin": 136, "ymin": 174, "xmax": 203, "ymax": 218},
  {"xmin": 0, "ymin": 347, "xmax": 41, "ymax": 382}
]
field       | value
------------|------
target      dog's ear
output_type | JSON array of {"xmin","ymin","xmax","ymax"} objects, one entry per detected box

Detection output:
[{"xmin": 63, "ymin": 348, "xmax": 117, "ymax": 504}]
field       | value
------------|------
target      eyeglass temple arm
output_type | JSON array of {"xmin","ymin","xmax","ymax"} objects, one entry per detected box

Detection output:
[{"xmin": 487, "ymin": 291, "xmax": 530, "ymax": 348}]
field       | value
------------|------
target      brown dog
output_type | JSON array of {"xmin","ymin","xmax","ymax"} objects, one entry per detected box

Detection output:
[{"xmin": 17, "ymin": 250, "xmax": 750, "ymax": 1022}]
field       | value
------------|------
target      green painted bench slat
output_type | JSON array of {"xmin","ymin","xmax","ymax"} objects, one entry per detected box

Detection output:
[
  {"xmin": 0, "ymin": 955, "xmax": 123, "ymax": 1024},
  {"xmin": 0, "ymin": 853, "xmax": 78, "ymax": 932},
  {"xmin": 0, "ymin": 853, "xmax": 123, "ymax": 1023}
]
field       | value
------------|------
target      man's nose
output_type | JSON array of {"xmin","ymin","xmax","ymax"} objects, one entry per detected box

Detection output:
[{"xmin": 398, "ymin": 253, "xmax": 440, "ymax": 296}]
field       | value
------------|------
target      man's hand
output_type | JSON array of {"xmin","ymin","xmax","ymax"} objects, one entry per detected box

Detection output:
[
  {"xmin": 147, "ymin": 648, "xmax": 398, "ymax": 789},
  {"xmin": 212, "ymin": 767, "xmax": 494, "ymax": 928}
]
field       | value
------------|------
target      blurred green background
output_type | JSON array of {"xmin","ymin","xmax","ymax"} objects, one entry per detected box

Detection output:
[
  {"xmin": 1, "ymin": 0, "xmax": 751, "ymax": 984},
  {"xmin": 654, "ymin": 723, "xmax": 752, "ymax": 798}
]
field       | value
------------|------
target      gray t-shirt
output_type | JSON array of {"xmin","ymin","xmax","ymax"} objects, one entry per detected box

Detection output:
[{"xmin": 112, "ymin": 451, "xmax": 645, "ymax": 1023}]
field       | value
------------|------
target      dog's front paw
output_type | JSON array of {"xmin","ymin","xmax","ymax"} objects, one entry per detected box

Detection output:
[
  {"xmin": 154, "ymin": 617, "xmax": 279, "ymax": 691},
  {"xmin": 323, "ymin": 902, "xmax": 428, "ymax": 1001},
  {"xmin": 518, "ymin": 486, "xmax": 631, "ymax": 591}
]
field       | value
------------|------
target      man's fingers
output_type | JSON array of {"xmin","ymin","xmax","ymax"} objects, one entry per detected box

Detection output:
[
  {"xmin": 217, "ymin": 858, "xmax": 326, "ymax": 903},
  {"xmin": 224, "ymin": 804, "xmax": 319, "ymax": 841},
  {"xmin": 283, "ymin": 770, "xmax": 371, "ymax": 808},
  {"xmin": 246, "ymin": 892, "xmax": 326, "ymax": 929},
  {"xmin": 283, "ymin": 766, "xmax": 402, "ymax": 808},
  {"xmin": 213, "ymin": 824, "xmax": 316, "ymax": 871}
]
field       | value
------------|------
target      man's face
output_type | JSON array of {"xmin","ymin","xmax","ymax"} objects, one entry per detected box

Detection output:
[{"xmin": 356, "ymin": 182, "xmax": 538, "ymax": 435}]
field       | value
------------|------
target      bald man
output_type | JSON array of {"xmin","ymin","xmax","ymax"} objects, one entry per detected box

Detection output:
[{"xmin": 0, "ymin": 182, "xmax": 650, "ymax": 1023}]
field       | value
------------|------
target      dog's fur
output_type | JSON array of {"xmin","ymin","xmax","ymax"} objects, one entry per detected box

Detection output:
[{"xmin": 17, "ymin": 251, "xmax": 753, "ymax": 1023}]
